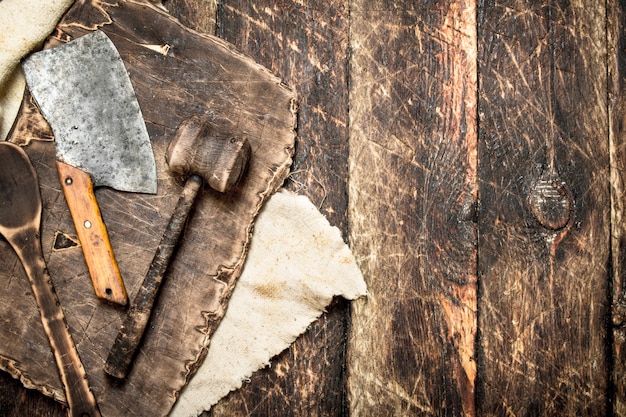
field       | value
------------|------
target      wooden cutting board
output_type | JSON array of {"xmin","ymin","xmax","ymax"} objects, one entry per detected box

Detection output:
[{"xmin": 0, "ymin": 0, "xmax": 296, "ymax": 415}]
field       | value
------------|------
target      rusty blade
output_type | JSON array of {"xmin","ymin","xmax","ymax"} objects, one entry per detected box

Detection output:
[{"xmin": 22, "ymin": 30, "xmax": 157, "ymax": 194}]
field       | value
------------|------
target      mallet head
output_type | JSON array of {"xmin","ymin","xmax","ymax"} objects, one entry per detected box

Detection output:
[{"xmin": 166, "ymin": 116, "xmax": 251, "ymax": 192}]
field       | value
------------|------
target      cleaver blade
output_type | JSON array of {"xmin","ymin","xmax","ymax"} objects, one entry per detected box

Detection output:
[{"xmin": 22, "ymin": 30, "xmax": 158, "ymax": 306}]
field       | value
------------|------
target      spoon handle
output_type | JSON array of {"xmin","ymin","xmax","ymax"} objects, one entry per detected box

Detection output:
[{"xmin": 16, "ymin": 234, "xmax": 101, "ymax": 417}]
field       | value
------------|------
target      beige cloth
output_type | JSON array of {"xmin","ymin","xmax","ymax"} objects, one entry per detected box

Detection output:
[
  {"xmin": 0, "ymin": 0, "xmax": 74, "ymax": 140},
  {"xmin": 172, "ymin": 189, "xmax": 367, "ymax": 416}
]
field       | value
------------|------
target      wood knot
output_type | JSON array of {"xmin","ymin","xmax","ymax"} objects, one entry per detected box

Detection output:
[{"xmin": 527, "ymin": 175, "xmax": 572, "ymax": 230}]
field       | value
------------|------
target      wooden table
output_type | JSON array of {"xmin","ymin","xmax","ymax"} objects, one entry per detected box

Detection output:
[{"xmin": 1, "ymin": 0, "xmax": 625, "ymax": 416}]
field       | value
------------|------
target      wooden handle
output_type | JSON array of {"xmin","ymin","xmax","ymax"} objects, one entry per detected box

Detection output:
[
  {"xmin": 104, "ymin": 174, "xmax": 203, "ymax": 379},
  {"xmin": 17, "ymin": 237, "xmax": 101, "ymax": 417},
  {"xmin": 56, "ymin": 161, "xmax": 128, "ymax": 306}
]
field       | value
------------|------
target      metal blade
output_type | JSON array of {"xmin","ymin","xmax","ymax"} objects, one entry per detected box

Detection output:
[{"xmin": 22, "ymin": 31, "xmax": 157, "ymax": 194}]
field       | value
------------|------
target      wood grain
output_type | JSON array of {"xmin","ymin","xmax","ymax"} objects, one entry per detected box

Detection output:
[
  {"xmin": 1, "ymin": 0, "xmax": 623, "ymax": 415},
  {"xmin": 0, "ymin": 372, "xmax": 65, "ymax": 417},
  {"xmin": 163, "ymin": 0, "xmax": 217, "ymax": 35},
  {"xmin": 477, "ymin": 1, "xmax": 610, "ymax": 415},
  {"xmin": 105, "ymin": 122, "xmax": 251, "ymax": 380},
  {"xmin": 217, "ymin": 1, "xmax": 351, "ymax": 228},
  {"xmin": 104, "ymin": 174, "xmax": 203, "ymax": 380},
  {"xmin": 610, "ymin": 0, "xmax": 626, "ymax": 415},
  {"xmin": 0, "ymin": 142, "xmax": 101, "ymax": 417},
  {"xmin": 207, "ymin": 1, "xmax": 352, "ymax": 416},
  {"xmin": 348, "ymin": 1, "xmax": 478, "ymax": 415}
]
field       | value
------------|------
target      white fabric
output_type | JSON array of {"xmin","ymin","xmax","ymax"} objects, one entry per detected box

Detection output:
[
  {"xmin": 171, "ymin": 189, "xmax": 367, "ymax": 416},
  {"xmin": 0, "ymin": 0, "xmax": 74, "ymax": 140}
]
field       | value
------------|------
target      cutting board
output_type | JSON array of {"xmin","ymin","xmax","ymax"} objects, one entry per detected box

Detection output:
[{"xmin": 0, "ymin": 0, "xmax": 296, "ymax": 415}]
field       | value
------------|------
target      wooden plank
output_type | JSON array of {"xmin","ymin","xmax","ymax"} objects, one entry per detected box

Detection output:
[
  {"xmin": 609, "ymin": 0, "xmax": 626, "ymax": 415},
  {"xmin": 217, "ymin": 1, "xmax": 351, "ymax": 227},
  {"xmin": 164, "ymin": 0, "xmax": 217, "ymax": 35},
  {"xmin": 207, "ymin": 2, "xmax": 352, "ymax": 416},
  {"xmin": 476, "ymin": 1, "xmax": 610, "ymax": 415},
  {"xmin": 0, "ymin": 371, "xmax": 65, "ymax": 417},
  {"xmin": 348, "ymin": 1, "xmax": 478, "ymax": 416},
  {"xmin": 0, "ymin": 1, "xmax": 618, "ymax": 416}
]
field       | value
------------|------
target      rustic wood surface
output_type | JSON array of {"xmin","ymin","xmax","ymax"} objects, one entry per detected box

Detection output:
[
  {"xmin": 477, "ymin": 1, "xmax": 610, "ymax": 415},
  {"xmin": 2, "ymin": 0, "xmax": 626, "ymax": 416},
  {"xmin": 210, "ymin": 2, "xmax": 352, "ymax": 417},
  {"xmin": 0, "ymin": 142, "xmax": 101, "ymax": 417},
  {"xmin": 348, "ymin": 1, "xmax": 478, "ymax": 416},
  {"xmin": 611, "ymin": 0, "xmax": 626, "ymax": 415},
  {"xmin": 0, "ymin": 0, "xmax": 296, "ymax": 416}
]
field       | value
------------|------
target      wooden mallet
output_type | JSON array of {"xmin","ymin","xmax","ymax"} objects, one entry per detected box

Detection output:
[{"xmin": 104, "ymin": 117, "xmax": 251, "ymax": 379}]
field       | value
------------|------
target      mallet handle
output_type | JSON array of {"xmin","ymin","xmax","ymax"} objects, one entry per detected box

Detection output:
[
  {"xmin": 105, "ymin": 117, "xmax": 251, "ymax": 379},
  {"xmin": 104, "ymin": 174, "xmax": 202, "ymax": 379}
]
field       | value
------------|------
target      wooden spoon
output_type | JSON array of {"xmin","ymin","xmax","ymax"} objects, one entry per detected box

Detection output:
[{"xmin": 0, "ymin": 142, "xmax": 101, "ymax": 417}]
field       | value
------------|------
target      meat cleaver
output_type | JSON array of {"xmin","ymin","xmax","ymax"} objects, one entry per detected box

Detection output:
[{"xmin": 22, "ymin": 31, "xmax": 157, "ymax": 306}]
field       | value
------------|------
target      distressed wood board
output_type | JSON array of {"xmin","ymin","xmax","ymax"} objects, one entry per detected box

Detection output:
[
  {"xmin": 611, "ymin": 0, "xmax": 626, "ymax": 415},
  {"xmin": 209, "ymin": 2, "xmax": 353, "ymax": 416},
  {"xmin": 347, "ymin": 1, "xmax": 478, "ymax": 415},
  {"xmin": 2, "ymin": 0, "xmax": 626, "ymax": 416},
  {"xmin": 476, "ymin": 1, "xmax": 610, "ymax": 415},
  {"xmin": 0, "ymin": 0, "xmax": 296, "ymax": 416}
]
